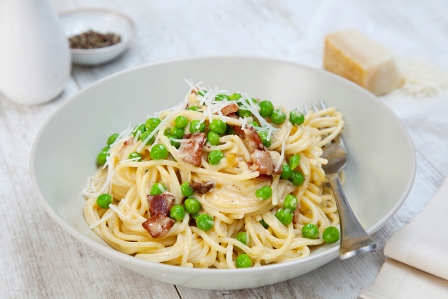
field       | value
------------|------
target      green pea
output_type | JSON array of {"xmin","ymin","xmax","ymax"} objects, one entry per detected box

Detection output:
[
  {"xmin": 170, "ymin": 139, "xmax": 181, "ymax": 148},
  {"xmin": 207, "ymin": 131, "xmax": 220, "ymax": 146},
  {"xmin": 323, "ymin": 226, "xmax": 340, "ymax": 244},
  {"xmin": 171, "ymin": 126, "xmax": 185, "ymax": 139},
  {"xmin": 132, "ymin": 124, "xmax": 146, "ymax": 137},
  {"xmin": 255, "ymin": 186, "xmax": 272, "ymax": 200},
  {"xmin": 139, "ymin": 130, "xmax": 155, "ymax": 145},
  {"xmin": 187, "ymin": 106, "xmax": 198, "ymax": 111},
  {"xmin": 208, "ymin": 150, "xmax": 224, "ymax": 165},
  {"xmin": 259, "ymin": 100, "xmax": 274, "ymax": 117},
  {"xmin": 128, "ymin": 151, "xmax": 142, "ymax": 162},
  {"xmin": 290, "ymin": 110, "xmax": 305, "ymax": 125},
  {"xmin": 280, "ymin": 164, "xmax": 293, "ymax": 179},
  {"xmin": 150, "ymin": 144, "xmax": 169, "ymax": 160},
  {"xmin": 302, "ymin": 223, "xmax": 319, "ymax": 239},
  {"xmin": 237, "ymin": 108, "xmax": 252, "ymax": 118},
  {"xmin": 283, "ymin": 194, "xmax": 298, "ymax": 210},
  {"xmin": 235, "ymin": 254, "xmax": 252, "ymax": 268},
  {"xmin": 260, "ymin": 219, "xmax": 269, "ymax": 229},
  {"xmin": 240, "ymin": 98, "xmax": 258, "ymax": 106},
  {"xmin": 150, "ymin": 182, "xmax": 166, "ymax": 195},
  {"xmin": 107, "ymin": 133, "xmax": 119, "ymax": 146},
  {"xmin": 164, "ymin": 128, "xmax": 172, "ymax": 137},
  {"xmin": 250, "ymin": 121, "xmax": 259, "ymax": 127},
  {"xmin": 289, "ymin": 154, "xmax": 300, "ymax": 170},
  {"xmin": 215, "ymin": 94, "xmax": 230, "ymax": 101},
  {"xmin": 184, "ymin": 197, "xmax": 201, "ymax": 214},
  {"xmin": 209, "ymin": 119, "xmax": 227, "ymax": 134},
  {"xmin": 96, "ymin": 193, "xmax": 112, "ymax": 209},
  {"xmin": 190, "ymin": 120, "xmax": 206, "ymax": 133},
  {"xmin": 170, "ymin": 204, "xmax": 185, "ymax": 221},
  {"xmin": 96, "ymin": 150, "xmax": 109, "ymax": 165},
  {"xmin": 258, "ymin": 131, "xmax": 271, "ymax": 148},
  {"xmin": 196, "ymin": 214, "xmax": 214, "ymax": 231},
  {"xmin": 180, "ymin": 182, "xmax": 194, "ymax": 197},
  {"xmin": 290, "ymin": 171, "xmax": 304, "ymax": 186},
  {"xmin": 175, "ymin": 116, "xmax": 189, "ymax": 129},
  {"xmin": 229, "ymin": 92, "xmax": 242, "ymax": 101},
  {"xmin": 225, "ymin": 126, "xmax": 235, "ymax": 135},
  {"xmin": 235, "ymin": 231, "xmax": 249, "ymax": 245},
  {"xmin": 275, "ymin": 208, "xmax": 293, "ymax": 226},
  {"xmin": 145, "ymin": 117, "xmax": 161, "ymax": 131},
  {"xmin": 271, "ymin": 109, "xmax": 287, "ymax": 125}
]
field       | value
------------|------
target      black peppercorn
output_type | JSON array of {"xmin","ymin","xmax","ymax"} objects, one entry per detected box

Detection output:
[{"xmin": 69, "ymin": 30, "xmax": 121, "ymax": 49}]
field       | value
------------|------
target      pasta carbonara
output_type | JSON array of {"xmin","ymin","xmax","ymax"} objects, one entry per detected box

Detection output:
[{"xmin": 82, "ymin": 81, "xmax": 344, "ymax": 268}]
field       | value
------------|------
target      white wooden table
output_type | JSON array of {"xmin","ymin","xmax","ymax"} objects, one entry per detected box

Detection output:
[{"xmin": 2, "ymin": 1, "xmax": 448, "ymax": 298}]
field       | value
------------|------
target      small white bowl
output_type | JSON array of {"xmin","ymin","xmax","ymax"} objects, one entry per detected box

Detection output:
[{"xmin": 59, "ymin": 8, "xmax": 135, "ymax": 66}]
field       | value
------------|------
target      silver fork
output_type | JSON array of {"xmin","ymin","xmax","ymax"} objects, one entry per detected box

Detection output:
[{"xmin": 304, "ymin": 101, "xmax": 377, "ymax": 260}]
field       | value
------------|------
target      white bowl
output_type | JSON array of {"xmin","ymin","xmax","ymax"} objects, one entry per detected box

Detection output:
[
  {"xmin": 31, "ymin": 57, "xmax": 415, "ymax": 290},
  {"xmin": 59, "ymin": 8, "xmax": 135, "ymax": 65}
]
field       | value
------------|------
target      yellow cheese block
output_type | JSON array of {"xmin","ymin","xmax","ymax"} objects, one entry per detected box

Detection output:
[{"xmin": 324, "ymin": 29, "xmax": 402, "ymax": 95}]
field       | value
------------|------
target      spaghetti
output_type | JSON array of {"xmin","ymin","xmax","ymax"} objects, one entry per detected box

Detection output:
[{"xmin": 82, "ymin": 81, "xmax": 345, "ymax": 268}]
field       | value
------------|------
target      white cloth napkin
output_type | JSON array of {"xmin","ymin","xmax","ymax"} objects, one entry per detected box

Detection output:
[{"xmin": 359, "ymin": 178, "xmax": 448, "ymax": 299}]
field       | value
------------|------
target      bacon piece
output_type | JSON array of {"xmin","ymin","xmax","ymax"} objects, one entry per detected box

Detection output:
[
  {"xmin": 178, "ymin": 132, "xmax": 206, "ymax": 166},
  {"xmin": 233, "ymin": 125, "xmax": 264, "ymax": 152},
  {"xmin": 123, "ymin": 138, "xmax": 132, "ymax": 146},
  {"xmin": 147, "ymin": 193, "xmax": 175, "ymax": 216},
  {"xmin": 233, "ymin": 125, "xmax": 245, "ymax": 137},
  {"xmin": 220, "ymin": 102, "xmax": 239, "ymax": 116},
  {"xmin": 226, "ymin": 112, "xmax": 239, "ymax": 119},
  {"xmin": 142, "ymin": 212, "xmax": 175, "ymax": 238},
  {"xmin": 189, "ymin": 181, "xmax": 214, "ymax": 194},
  {"xmin": 251, "ymin": 149, "xmax": 274, "ymax": 175}
]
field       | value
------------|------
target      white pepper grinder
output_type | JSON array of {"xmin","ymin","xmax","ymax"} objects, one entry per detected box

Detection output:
[{"xmin": 0, "ymin": 0, "xmax": 70, "ymax": 105}]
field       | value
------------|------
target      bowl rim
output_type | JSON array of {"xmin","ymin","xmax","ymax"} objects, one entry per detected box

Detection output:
[
  {"xmin": 30, "ymin": 55, "xmax": 416, "ymax": 277},
  {"xmin": 59, "ymin": 7, "xmax": 136, "ymax": 55}
]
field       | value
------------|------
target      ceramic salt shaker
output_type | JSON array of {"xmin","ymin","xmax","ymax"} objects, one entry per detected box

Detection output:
[{"xmin": 0, "ymin": 0, "xmax": 70, "ymax": 105}]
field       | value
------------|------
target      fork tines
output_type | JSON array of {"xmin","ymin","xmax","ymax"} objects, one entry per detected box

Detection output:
[
  {"xmin": 304, "ymin": 100, "xmax": 347, "ymax": 149},
  {"xmin": 303, "ymin": 100, "xmax": 327, "ymax": 113}
]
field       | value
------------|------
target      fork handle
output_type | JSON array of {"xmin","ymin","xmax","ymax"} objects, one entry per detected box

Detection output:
[{"xmin": 327, "ymin": 173, "xmax": 377, "ymax": 260}]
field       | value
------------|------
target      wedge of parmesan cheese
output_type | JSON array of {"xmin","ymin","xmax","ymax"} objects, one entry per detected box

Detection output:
[{"xmin": 323, "ymin": 29, "xmax": 402, "ymax": 95}]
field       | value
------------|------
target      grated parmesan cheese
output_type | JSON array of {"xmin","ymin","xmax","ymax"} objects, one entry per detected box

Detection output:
[
  {"xmin": 108, "ymin": 204, "xmax": 127, "ymax": 220},
  {"xmin": 110, "ymin": 81, "xmax": 291, "ymax": 185},
  {"xmin": 99, "ymin": 162, "xmax": 115, "ymax": 195},
  {"xmin": 137, "ymin": 102, "xmax": 184, "ymax": 152},
  {"xmin": 89, "ymin": 212, "xmax": 113, "ymax": 229},
  {"xmin": 169, "ymin": 137, "xmax": 189, "ymax": 143},
  {"xmin": 388, "ymin": 57, "xmax": 448, "ymax": 98},
  {"xmin": 238, "ymin": 93, "xmax": 278, "ymax": 137},
  {"xmin": 108, "ymin": 123, "xmax": 133, "ymax": 149},
  {"xmin": 274, "ymin": 128, "xmax": 291, "ymax": 172}
]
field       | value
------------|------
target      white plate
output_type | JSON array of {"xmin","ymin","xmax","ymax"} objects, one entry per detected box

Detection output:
[
  {"xmin": 59, "ymin": 8, "xmax": 135, "ymax": 65},
  {"xmin": 31, "ymin": 56, "xmax": 415, "ymax": 289}
]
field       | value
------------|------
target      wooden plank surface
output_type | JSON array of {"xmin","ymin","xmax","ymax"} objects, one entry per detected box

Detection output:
[{"xmin": 1, "ymin": 0, "xmax": 447, "ymax": 298}]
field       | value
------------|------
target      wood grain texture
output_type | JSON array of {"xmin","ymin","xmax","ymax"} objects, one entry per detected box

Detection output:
[{"xmin": 2, "ymin": 0, "xmax": 448, "ymax": 298}]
